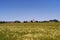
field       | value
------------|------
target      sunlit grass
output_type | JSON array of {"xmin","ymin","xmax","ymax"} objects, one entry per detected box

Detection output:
[{"xmin": 0, "ymin": 22, "xmax": 60, "ymax": 40}]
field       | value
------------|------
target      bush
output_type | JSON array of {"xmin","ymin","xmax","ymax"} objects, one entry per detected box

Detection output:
[
  {"xmin": 14, "ymin": 21, "xmax": 21, "ymax": 23},
  {"xmin": 35, "ymin": 21, "xmax": 39, "ymax": 23},
  {"xmin": 23, "ymin": 21, "xmax": 28, "ymax": 23},
  {"xmin": 0, "ymin": 21, "xmax": 7, "ymax": 23},
  {"xmin": 49, "ymin": 19, "xmax": 59, "ymax": 22}
]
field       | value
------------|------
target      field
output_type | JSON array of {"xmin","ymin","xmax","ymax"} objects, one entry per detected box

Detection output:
[{"xmin": 0, "ymin": 22, "xmax": 60, "ymax": 40}]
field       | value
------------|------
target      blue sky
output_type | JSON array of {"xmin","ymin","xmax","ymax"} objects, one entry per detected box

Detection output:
[{"xmin": 0, "ymin": 0, "xmax": 60, "ymax": 21}]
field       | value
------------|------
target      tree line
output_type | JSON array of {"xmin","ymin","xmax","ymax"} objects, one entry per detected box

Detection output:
[{"xmin": 0, "ymin": 19, "xmax": 59, "ymax": 23}]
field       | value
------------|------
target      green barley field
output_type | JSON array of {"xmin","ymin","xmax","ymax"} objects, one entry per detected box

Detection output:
[{"xmin": 0, "ymin": 22, "xmax": 60, "ymax": 40}]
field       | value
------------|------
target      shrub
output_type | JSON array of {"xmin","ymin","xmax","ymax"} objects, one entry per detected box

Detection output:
[
  {"xmin": 49, "ymin": 19, "xmax": 59, "ymax": 22},
  {"xmin": 14, "ymin": 21, "xmax": 21, "ymax": 23}
]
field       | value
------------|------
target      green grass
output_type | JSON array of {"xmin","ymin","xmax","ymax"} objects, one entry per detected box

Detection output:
[{"xmin": 0, "ymin": 22, "xmax": 60, "ymax": 40}]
